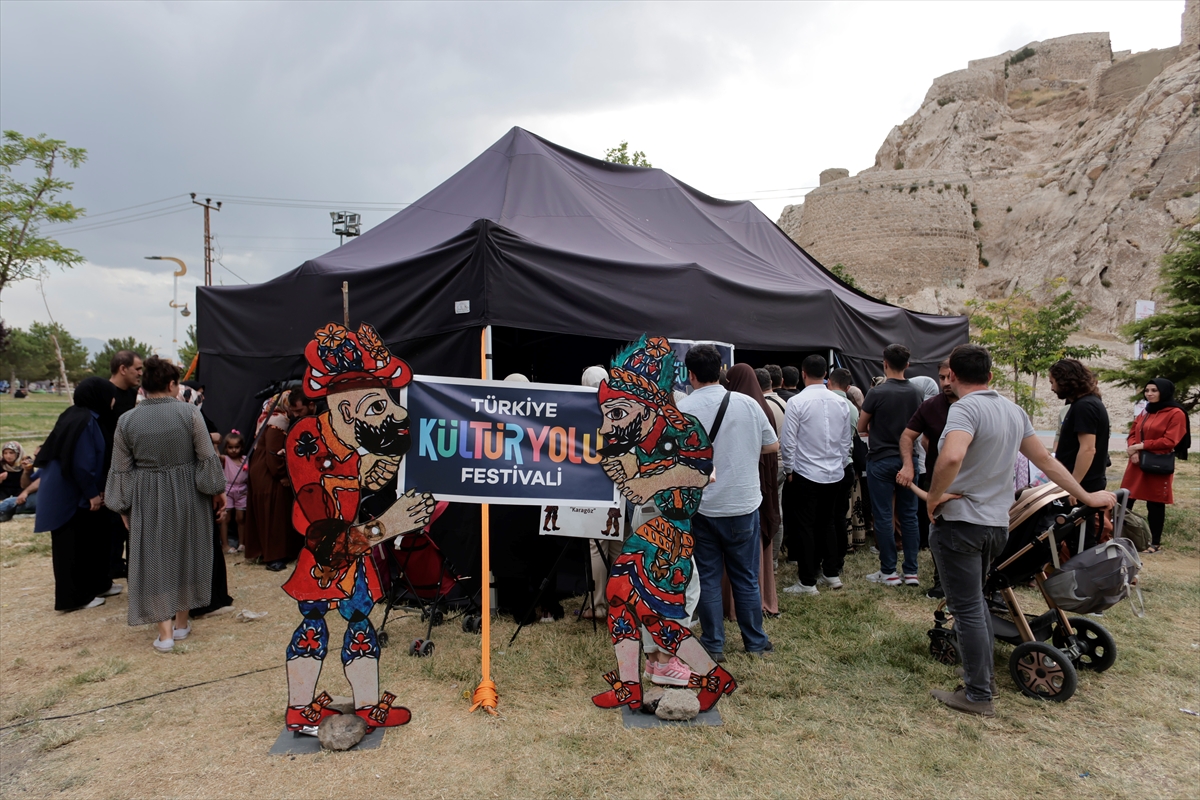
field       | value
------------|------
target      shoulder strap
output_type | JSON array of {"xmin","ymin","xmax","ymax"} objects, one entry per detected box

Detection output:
[
  {"xmin": 707, "ymin": 391, "xmax": 732, "ymax": 443},
  {"xmin": 766, "ymin": 395, "xmax": 787, "ymax": 414}
]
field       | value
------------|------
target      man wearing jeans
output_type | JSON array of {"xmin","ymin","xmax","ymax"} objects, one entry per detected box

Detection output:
[
  {"xmin": 678, "ymin": 345, "xmax": 779, "ymax": 659},
  {"xmin": 926, "ymin": 344, "xmax": 1115, "ymax": 716},
  {"xmin": 858, "ymin": 344, "xmax": 924, "ymax": 586}
]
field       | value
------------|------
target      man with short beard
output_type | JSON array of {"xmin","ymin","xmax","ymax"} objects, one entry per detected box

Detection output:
[{"xmin": 1050, "ymin": 359, "xmax": 1110, "ymax": 538}]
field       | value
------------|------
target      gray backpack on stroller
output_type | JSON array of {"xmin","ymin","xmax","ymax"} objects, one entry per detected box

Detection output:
[{"xmin": 1043, "ymin": 537, "xmax": 1143, "ymax": 615}]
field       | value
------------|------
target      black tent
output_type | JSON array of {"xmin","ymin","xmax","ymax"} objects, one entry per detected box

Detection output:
[{"xmin": 198, "ymin": 127, "xmax": 967, "ymax": 432}]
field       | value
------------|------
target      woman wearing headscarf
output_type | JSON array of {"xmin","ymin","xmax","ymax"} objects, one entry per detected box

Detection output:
[
  {"xmin": 35, "ymin": 378, "xmax": 119, "ymax": 611},
  {"xmin": 1120, "ymin": 378, "xmax": 1191, "ymax": 553},
  {"xmin": 105, "ymin": 356, "xmax": 226, "ymax": 652},
  {"xmin": 723, "ymin": 363, "xmax": 780, "ymax": 616}
]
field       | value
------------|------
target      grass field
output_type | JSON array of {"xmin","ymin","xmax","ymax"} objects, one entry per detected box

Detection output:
[
  {"xmin": 0, "ymin": 452, "xmax": 1196, "ymax": 798},
  {"xmin": 0, "ymin": 392, "xmax": 71, "ymax": 453}
]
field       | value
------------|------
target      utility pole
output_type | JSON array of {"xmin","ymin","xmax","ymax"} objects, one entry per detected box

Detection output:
[{"xmin": 191, "ymin": 193, "xmax": 222, "ymax": 286}]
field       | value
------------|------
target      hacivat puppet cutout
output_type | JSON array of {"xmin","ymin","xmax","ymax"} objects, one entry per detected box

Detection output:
[
  {"xmin": 283, "ymin": 322, "xmax": 436, "ymax": 735},
  {"xmin": 591, "ymin": 335, "xmax": 737, "ymax": 714}
]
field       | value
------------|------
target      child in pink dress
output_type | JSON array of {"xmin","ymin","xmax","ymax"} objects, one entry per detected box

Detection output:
[{"xmin": 220, "ymin": 431, "xmax": 249, "ymax": 554}]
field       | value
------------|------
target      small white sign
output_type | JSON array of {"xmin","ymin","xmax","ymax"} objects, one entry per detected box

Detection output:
[
  {"xmin": 454, "ymin": 300, "xmax": 470, "ymax": 314},
  {"xmin": 1133, "ymin": 300, "xmax": 1155, "ymax": 359},
  {"xmin": 538, "ymin": 504, "xmax": 622, "ymax": 540}
]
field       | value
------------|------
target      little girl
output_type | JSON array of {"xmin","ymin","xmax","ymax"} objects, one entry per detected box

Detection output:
[{"xmin": 220, "ymin": 431, "xmax": 249, "ymax": 553}]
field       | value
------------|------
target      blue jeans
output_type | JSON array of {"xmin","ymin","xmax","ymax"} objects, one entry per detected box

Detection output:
[
  {"xmin": 866, "ymin": 455, "xmax": 920, "ymax": 576},
  {"xmin": 930, "ymin": 519, "xmax": 1008, "ymax": 702},
  {"xmin": 692, "ymin": 510, "xmax": 770, "ymax": 655}
]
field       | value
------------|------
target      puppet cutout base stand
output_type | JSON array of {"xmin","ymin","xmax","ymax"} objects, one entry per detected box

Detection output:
[
  {"xmin": 621, "ymin": 705, "xmax": 722, "ymax": 729},
  {"xmin": 269, "ymin": 726, "xmax": 386, "ymax": 755}
]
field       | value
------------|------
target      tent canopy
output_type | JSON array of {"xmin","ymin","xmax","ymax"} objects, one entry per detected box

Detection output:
[{"xmin": 198, "ymin": 127, "xmax": 967, "ymax": 431}]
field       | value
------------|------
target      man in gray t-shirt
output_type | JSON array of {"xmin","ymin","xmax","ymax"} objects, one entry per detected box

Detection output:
[{"xmin": 925, "ymin": 345, "xmax": 1115, "ymax": 718}]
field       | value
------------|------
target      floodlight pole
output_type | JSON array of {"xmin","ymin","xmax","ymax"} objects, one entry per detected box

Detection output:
[{"xmin": 146, "ymin": 256, "xmax": 188, "ymax": 362}]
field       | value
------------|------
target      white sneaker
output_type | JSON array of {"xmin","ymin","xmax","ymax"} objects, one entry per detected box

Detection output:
[
  {"xmin": 782, "ymin": 582, "xmax": 819, "ymax": 595},
  {"xmin": 903, "ymin": 574, "xmax": 920, "ymax": 586},
  {"xmin": 866, "ymin": 571, "xmax": 901, "ymax": 586},
  {"xmin": 83, "ymin": 597, "xmax": 106, "ymax": 609},
  {"xmin": 817, "ymin": 575, "xmax": 844, "ymax": 590},
  {"xmin": 153, "ymin": 637, "xmax": 174, "ymax": 653},
  {"xmin": 173, "ymin": 622, "xmax": 192, "ymax": 640},
  {"xmin": 869, "ymin": 546, "xmax": 880, "ymax": 555},
  {"xmin": 99, "ymin": 583, "xmax": 124, "ymax": 597}
]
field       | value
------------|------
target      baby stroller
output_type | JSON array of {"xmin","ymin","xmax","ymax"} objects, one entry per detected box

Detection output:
[
  {"xmin": 373, "ymin": 525, "xmax": 483, "ymax": 658},
  {"xmin": 927, "ymin": 485, "xmax": 1135, "ymax": 702}
]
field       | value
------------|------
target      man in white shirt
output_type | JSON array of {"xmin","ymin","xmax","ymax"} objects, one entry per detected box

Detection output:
[
  {"xmin": 678, "ymin": 346, "xmax": 779, "ymax": 659},
  {"xmin": 780, "ymin": 356, "xmax": 854, "ymax": 595}
]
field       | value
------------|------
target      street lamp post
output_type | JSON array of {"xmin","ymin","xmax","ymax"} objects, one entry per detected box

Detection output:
[{"xmin": 145, "ymin": 256, "xmax": 191, "ymax": 362}]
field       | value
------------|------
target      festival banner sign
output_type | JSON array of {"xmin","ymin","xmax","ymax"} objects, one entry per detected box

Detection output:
[
  {"xmin": 668, "ymin": 338, "xmax": 735, "ymax": 394},
  {"xmin": 398, "ymin": 375, "xmax": 621, "ymax": 506}
]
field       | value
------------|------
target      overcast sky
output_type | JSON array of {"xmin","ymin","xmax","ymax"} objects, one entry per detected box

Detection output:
[{"xmin": 0, "ymin": 0, "xmax": 1185, "ymax": 360}]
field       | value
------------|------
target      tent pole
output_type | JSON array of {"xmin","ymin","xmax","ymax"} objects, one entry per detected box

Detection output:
[{"xmin": 470, "ymin": 324, "xmax": 499, "ymax": 715}]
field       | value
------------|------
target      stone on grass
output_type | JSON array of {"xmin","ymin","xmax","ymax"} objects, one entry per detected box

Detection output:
[
  {"xmin": 655, "ymin": 688, "xmax": 700, "ymax": 721},
  {"xmin": 640, "ymin": 685, "xmax": 665, "ymax": 715},
  {"xmin": 318, "ymin": 714, "xmax": 367, "ymax": 751}
]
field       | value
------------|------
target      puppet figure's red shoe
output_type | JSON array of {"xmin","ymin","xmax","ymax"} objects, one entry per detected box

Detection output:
[
  {"xmin": 691, "ymin": 665, "xmax": 737, "ymax": 712},
  {"xmin": 355, "ymin": 691, "xmax": 411, "ymax": 731},
  {"xmin": 285, "ymin": 690, "xmax": 341, "ymax": 731},
  {"xmin": 592, "ymin": 670, "xmax": 642, "ymax": 711}
]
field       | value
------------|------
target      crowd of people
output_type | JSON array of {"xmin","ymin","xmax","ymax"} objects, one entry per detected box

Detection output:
[{"xmin": 3, "ymin": 338, "xmax": 1191, "ymax": 718}]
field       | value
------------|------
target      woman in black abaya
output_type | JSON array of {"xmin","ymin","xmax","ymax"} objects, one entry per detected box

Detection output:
[{"xmin": 35, "ymin": 378, "xmax": 118, "ymax": 611}]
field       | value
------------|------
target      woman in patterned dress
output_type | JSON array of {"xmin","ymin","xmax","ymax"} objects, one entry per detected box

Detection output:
[{"xmin": 105, "ymin": 357, "xmax": 227, "ymax": 652}]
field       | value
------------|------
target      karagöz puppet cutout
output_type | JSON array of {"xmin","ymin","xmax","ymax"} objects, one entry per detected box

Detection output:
[
  {"xmin": 283, "ymin": 322, "xmax": 435, "ymax": 734},
  {"xmin": 591, "ymin": 335, "xmax": 737, "ymax": 714}
]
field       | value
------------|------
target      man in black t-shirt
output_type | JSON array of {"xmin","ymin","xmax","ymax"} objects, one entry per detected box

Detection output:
[
  {"xmin": 859, "ymin": 344, "xmax": 924, "ymax": 586},
  {"xmin": 1049, "ymin": 359, "xmax": 1110, "ymax": 493},
  {"xmin": 104, "ymin": 350, "xmax": 144, "ymax": 579}
]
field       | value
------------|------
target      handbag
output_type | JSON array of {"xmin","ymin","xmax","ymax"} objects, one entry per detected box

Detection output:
[{"xmin": 1136, "ymin": 419, "xmax": 1175, "ymax": 475}]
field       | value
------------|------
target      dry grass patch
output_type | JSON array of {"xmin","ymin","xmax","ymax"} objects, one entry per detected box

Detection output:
[{"xmin": 0, "ymin": 461, "xmax": 1196, "ymax": 798}]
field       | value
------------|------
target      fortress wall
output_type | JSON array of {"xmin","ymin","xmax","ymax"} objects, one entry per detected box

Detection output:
[
  {"xmin": 793, "ymin": 171, "xmax": 978, "ymax": 300},
  {"xmin": 922, "ymin": 68, "xmax": 1006, "ymax": 106}
]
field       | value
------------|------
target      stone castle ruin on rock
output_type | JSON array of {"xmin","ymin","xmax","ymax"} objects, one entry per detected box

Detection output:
[{"xmin": 778, "ymin": 0, "xmax": 1200, "ymax": 332}]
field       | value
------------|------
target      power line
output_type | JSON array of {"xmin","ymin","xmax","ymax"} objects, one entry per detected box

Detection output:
[
  {"xmin": 46, "ymin": 193, "xmax": 190, "ymax": 222},
  {"xmin": 51, "ymin": 205, "xmax": 193, "ymax": 235}
]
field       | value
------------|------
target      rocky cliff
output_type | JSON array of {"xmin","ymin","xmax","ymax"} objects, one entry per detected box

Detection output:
[{"xmin": 780, "ymin": 2, "xmax": 1200, "ymax": 332}]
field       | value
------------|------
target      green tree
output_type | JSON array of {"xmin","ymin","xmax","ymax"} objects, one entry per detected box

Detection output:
[
  {"xmin": 0, "ymin": 131, "xmax": 87, "ymax": 298},
  {"xmin": 967, "ymin": 281, "xmax": 1102, "ymax": 415},
  {"xmin": 828, "ymin": 263, "xmax": 861, "ymax": 291},
  {"xmin": 178, "ymin": 324, "xmax": 198, "ymax": 375},
  {"xmin": 27, "ymin": 322, "xmax": 89, "ymax": 384},
  {"xmin": 86, "ymin": 336, "xmax": 155, "ymax": 378},
  {"xmin": 1099, "ymin": 229, "xmax": 1200, "ymax": 413},
  {"xmin": 604, "ymin": 141, "xmax": 652, "ymax": 168},
  {"xmin": 0, "ymin": 325, "xmax": 49, "ymax": 388}
]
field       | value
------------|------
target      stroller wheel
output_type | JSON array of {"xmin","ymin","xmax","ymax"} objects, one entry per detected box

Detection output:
[
  {"xmin": 1056, "ymin": 617, "xmax": 1117, "ymax": 672},
  {"xmin": 378, "ymin": 630, "xmax": 390, "ymax": 648},
  {"xmin": 462, "ymin": 614, "xmax": 480, "ymax": 633},
  {"xmin": 431, "ymin": 609, "xmax": 445, "ymax": 627},
  {"xmin": 409, "ymin": 638, "xmax": 424, "ymax": 656},
  {"xmin": 928, "ymin": 629, "xmax": 961, "ymax": 665},
  {"xmin": 420, "ymin": 640, "xmax": 436, "ymax": 657},
  {"xmin": 1009, "ymin": 642, "xmax": 1078, "ymax": 702}
]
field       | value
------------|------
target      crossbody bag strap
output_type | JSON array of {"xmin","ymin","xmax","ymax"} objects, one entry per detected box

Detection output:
[
  {"xmin": 707, "ymin": 391, "xmax": 732, "ymax": 443},
  {"xmin": 766, "ymin": 395, "xmax": 787, "ymax": 414}
]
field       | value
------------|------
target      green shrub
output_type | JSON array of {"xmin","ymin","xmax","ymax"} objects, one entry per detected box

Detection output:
[
  {"xmin": 973, "ymin": 220, "xmax": 983, "ymax": 229},
  {"xmin": 937, "ymin": 96, "xmax": 957, "ymax": 107},
  {"xmin": 894, "ymin": 160, "xmax": 904, "ymax": 170},
  {"xmin": 1008, "ymin": 46, "xmax": 1036, "ymax": 65}
]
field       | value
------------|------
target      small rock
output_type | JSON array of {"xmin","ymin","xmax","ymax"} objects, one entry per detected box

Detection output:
[
  {"xmin": 640, "ymin": 684, "xmax": 665, "ymax": 715},
  {"xmin": 318, "ymin": 714, "xmax": 368, "ymax": 751},
  {"xmin": 655, "ymin": 688, "xmax": 701, "ymax": 721}
]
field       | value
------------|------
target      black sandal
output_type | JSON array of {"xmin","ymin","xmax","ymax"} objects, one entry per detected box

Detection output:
[{"xmin": 1145, "ymin": 545, "xmax": 1163, "ymax": 554}]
